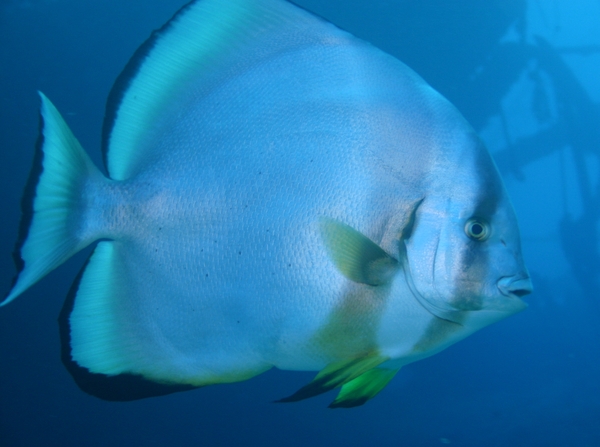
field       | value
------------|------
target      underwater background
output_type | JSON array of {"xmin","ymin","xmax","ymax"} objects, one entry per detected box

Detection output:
[{"xmin": 0, "ymin": 0, "xmax": 598, "ymax": 445}]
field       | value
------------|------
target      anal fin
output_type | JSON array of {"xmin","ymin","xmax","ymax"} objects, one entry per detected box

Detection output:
[{"xmin": 60, "ymin": 241, "xmax": 198, "ymax": 401}]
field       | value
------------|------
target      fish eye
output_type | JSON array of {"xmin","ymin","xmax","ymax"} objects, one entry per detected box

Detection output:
[{"xmin": 465, "ymin": 218, "xmax": 489, "ymax": 241}]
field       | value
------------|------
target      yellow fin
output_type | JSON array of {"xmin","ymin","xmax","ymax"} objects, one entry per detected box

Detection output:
[
  {"xmin": 320, "ymin": 218, "xmax": 398, "ymax": 286},
  {"xmin": 277, "ymin": 354, "xmax": 388, "ymax": 403},
  {"xmin": 329, "ymin": 367, "xmax": 399, "ymax": 408}
]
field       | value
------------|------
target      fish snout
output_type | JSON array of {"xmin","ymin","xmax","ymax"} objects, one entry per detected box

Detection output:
[{"xmin": 497, "ymin": 276, "xmax": 533, "ymax": 298}]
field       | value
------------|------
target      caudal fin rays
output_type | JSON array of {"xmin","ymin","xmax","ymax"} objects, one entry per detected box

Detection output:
[{"xmin": 3, "ymin": 93, "xmax": 104, "ymax": 306}]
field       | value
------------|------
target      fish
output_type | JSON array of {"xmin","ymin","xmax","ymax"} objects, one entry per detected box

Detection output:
[{"xmin": 2, "ymin": 0, "xmax": 532, "ymax": 408}]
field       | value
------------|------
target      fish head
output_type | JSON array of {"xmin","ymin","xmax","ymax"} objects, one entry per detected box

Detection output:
[{"xmin": 402, "ymin": 137, "xmax": 532, "ymax": 331}]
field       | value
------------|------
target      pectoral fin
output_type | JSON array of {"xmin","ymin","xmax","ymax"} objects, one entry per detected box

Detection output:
[
  {"xmin": 277, "ymin": 354, "xmax": 388, "ymax": 403},
  {"xmin": 329, "ymin": 367, "xmax": 399, "ymax": 408},
  {"xmin": 320, "ymin": 218, "xmax": 398, "ymax": 286}
]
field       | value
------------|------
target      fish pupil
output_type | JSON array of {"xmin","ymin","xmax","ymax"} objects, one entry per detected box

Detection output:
[{"xmin": 465, "ymin": 219, "xmax": 488, "ymax": 240}]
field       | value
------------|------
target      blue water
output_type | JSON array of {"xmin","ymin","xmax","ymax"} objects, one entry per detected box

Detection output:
[{"xmin": 1, "ymin": 1, "xmax": 599, "ymax": 446}]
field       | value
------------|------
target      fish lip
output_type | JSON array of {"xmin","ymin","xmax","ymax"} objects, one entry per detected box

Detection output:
[{"xmin": 497, "ymin": 276, "xmax": 533, "ymax": 299}]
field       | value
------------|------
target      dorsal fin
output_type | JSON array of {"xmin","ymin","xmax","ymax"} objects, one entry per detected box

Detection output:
[{"xmin": 102, "ymin": 0, "xmax": 349, "ymax": 180}]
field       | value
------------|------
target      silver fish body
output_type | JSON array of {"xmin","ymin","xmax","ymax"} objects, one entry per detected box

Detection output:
[{"xmin": 2, "ymin": 0, "xmax": 531, "ymax": 407}]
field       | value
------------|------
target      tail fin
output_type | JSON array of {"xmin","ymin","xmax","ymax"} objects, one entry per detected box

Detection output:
[{"xmin": 2, "ymin": 92, "xmax": 102, "ymax": 305}]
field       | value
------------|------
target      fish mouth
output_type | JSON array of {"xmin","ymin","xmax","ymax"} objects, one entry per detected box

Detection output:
[{"xmin": 497, "ymin": 276, "xmax": 533, "ymax": 300}]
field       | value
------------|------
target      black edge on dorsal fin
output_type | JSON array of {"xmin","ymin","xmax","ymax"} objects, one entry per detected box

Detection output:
[{"xmin": 101, "ymin": 0, "xmax": 197, "ymax": 174}]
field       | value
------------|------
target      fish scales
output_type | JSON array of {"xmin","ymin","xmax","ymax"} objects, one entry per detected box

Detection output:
[{"xmin": 2, "ymin": 0, "xmax": 532, "ymax": 407}]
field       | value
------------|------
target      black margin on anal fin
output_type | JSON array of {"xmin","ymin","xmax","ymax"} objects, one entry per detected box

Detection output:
[{"xmin": 58, "ymin": 248, "xmax": 197, "ymax": 401}]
